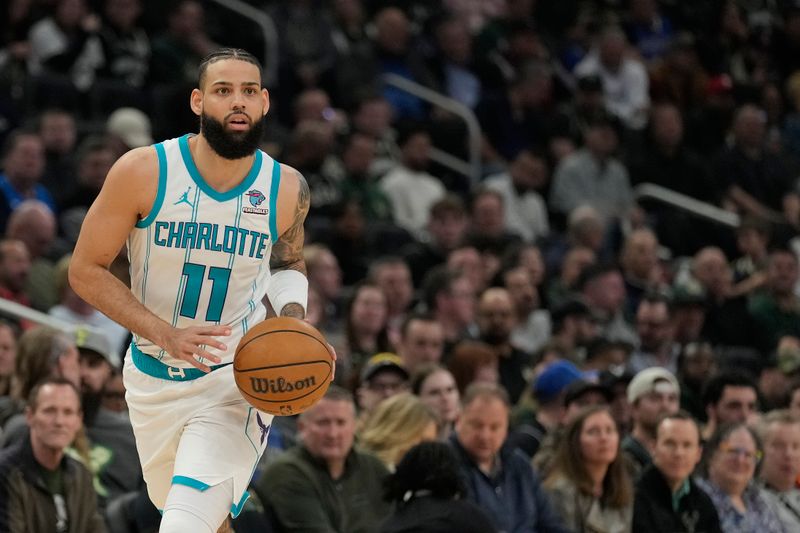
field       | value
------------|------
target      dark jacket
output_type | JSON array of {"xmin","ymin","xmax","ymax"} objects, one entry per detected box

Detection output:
[
  {"xmin": 379, "ymin": 492, "xmax": 498, "ymax": 533},
  {"xmin": 254, "ymin": 444, "xmax": 392, "ymax": 533},
  {"xmin": 633, "ymin": 465, "xmax": 721, "ymax": 533},
  {"xmin": 0, "ymin": 438, "xmax": 106, "ymax": 533},
  {"xmin": 450, "ymin": 436, "xmax": 569, "ymax": 533}
]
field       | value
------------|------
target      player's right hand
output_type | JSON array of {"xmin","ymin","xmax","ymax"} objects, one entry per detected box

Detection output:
[{"xmin": 163, "ymin": 325, "xmax": 231, "ymax": 373}]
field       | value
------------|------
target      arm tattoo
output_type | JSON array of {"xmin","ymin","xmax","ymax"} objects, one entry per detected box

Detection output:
[{"xmin": 270, "ymin": 170, "xmax": 309, "ymax": 275}]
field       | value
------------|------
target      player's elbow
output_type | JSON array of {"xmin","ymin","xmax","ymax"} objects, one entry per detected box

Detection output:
[{"xmin": 67, "ymin": 258, "xmax": 93, "ymax": 299}]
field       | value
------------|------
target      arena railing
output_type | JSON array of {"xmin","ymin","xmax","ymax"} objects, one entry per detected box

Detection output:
[
  {"xmin": 634, "ymin": 183, "xmax": 741, "ymax": 228},
  {"xmin": 205, "ymin": 0, "xmax": 279, "ymax": 88},
  {"xmin": 382, "ymin": 73, "xmax": 482, "ymax": 187}
]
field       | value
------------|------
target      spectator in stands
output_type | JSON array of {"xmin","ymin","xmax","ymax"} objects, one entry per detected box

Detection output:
[
  {"xmin": 380, "ymin": 123, "xmax": 445, "ymax": 238},
  {"xmin": 622, "ymin": 367, "xmax": 680, "ymax": 477},
  {"xmin": 329, "ymin": 0, "xmax": 378, "ymax": 110},
  {"xmin": 0, "ymin": 377, "xmax": 105, "ymax": 532},
  {"xmin": 696, "ymin": 422, "xmax": 784, "ymax": 533},
  {"xmin": 149, "ymin": 0, "xmax": 215, "ymax": 84},
  {"xmin": 575, "ymin": 27, "xmax": 650, "ymax": 130},
  {"xmin": 446, "ymin": 340, "xmax": 498, "ymax": 395},
  {"xmin": 714, "ymin": 104, "xmax": 798, "ymax": 227},
  {"xmin": 551, "ymin": 74, "xmax": 607, "ymax": 157},
  {"xmin": 545, "ymin": 245, "xmax": 597, "ymax": 310},
  {"xmin": 690, "ymin": 246, "xmax": 767, "ymax": 352},
  {"xmin": 368, "ymin": 256, "xmax": 414, "ymax": 345},
  {"xmin": 403, "ymin": 195, "xmax": 468, "ymax": 287},
  {"xmin": 429, "ymin": 15, "xmax": 482, "ymax": 111},
  {"xmin": 38, "ymin": 108, "xmax": 77, "ymax": 195},
  {"xmin": 6, "ymin": 201, "xmax": 57, "ymax": 312},
  {"xmin": 582, "ymin": 338, "xmax": 631, "ymax": 376},
  {"xmin": 550, "ymin": 114, "xmax": 634, "ymax": 224},
  {"xmin": 749, "ymin": 247, "xmax": 800, "ymax": 349},
  {"xmin": 355, "ymin": 353, "xmax": 410, "ymax": 423},
  {"xmin": 412, "ymin": 364, "xmax": 460, "ymax": 440},
  {"xmin": 358, "ymin": 392, "xmax": 438, "ymax": 470},
  {"xmin": 96, "ymin": 0, "xmax": 149, "ymax": 89},
  {"xmin": 670, "ymin": 282, "xmax": 708, "ymax": 346},
  {"xmin": 628, "ymin": 293, "xmax": 679, "ymax": 374},
  {"xmin": 476, "ymin": 287, "xmax": 531, "ymax": 403},
  {"xmin": 105, "ymin": 107, "xmax": 152, "ymax": 155},
  {"xmin": 467, "ymin": 188, "xmax": 522, "ymax": 252},
  {"xmin": 677, "ymin": 341, "xmax": 717, "ymax": 422},
  {"xmin": 380, "ymin": 441, "xmax": 497, "ymax": 533},
  {"xmin": 619, "ymin": 228, "xmax": 664, "ymax": 317},
  {"xmin": 339, "ymin": 281, "xmax": 391, "ymax": 385},
  {"xmin": 758, "ymin": 410, "xmax": 800, "ymax": 531},
  {"xmin": 648, "ymin": 34, "xmax": 709, "ymax": 112},
  {"xmin": 255, "ymin": 386, "xmax": 392, "ymax": 533},
  {"xmin": 283, "ymin": 119, "xmax": 341, "ymax": 219},
  {"xmin": 447, "ymin": 244, "xmax": 487, "ymax": 295},
  {"xmin": 422, "ymin": 267, "xmax": 478, "ymax": 352},
  {"xmin": 623, "ymin": 0, "xmax": 675, "ymax": 63},
  {"xmin": 579, "ymin": 263, "xmax": 638, "ymax": 345},
  {"xmin": 0, "ymin": 130, "xmax": 55, "ymax": 231},
  {"xmin": 0, "ymin": 239, "xmax": 31, "ymax": 309},
  {"xmin": 395, "ymin": 313, "xmax": 445, "ymax": 375},
  {"xmin": 543, "ymin": 406, "xmax": 633, "ymax": 532},
  {"xmin": 633, "ymin": 411, "xmax": 721, "ymax": 532},
  {"xmin": 303, "ymin": 243, "xmax": 343, "ymax": 336},
  {"xmin": 59, "ymin": 136, "xmax": 115, "ymax": 212},
  {"xmin": 0, "ymin": 322, "xmax": 16, "ymax": 398},
  {"xmin": 350, "ymin": 94, "xmax": 395, "ymax": 176},
  {"xmin": 371, "ymin": 7, "xmax": 435, "ymax": 120},
  {"xmin": 513, "ymin": 359, "xmax": 582, "ymax": 458},
  {"xmin": 335, "ymin": 132, "xmax": 392, "ymax": 221},
  {"xmin": 502, "ymin": 265, "xmax": 550, "ymax": 355},
  {"xmin": 49, "ymin": 255, "xmax": 127, "ymax": 361},
  {"xmin": 26, "ymin": 0, "xmax": 104, "ymax": 91},
  {"xmin": 450, "ymin": 382, "xmax": 569, "ymax": 533},
  {"xmin": 484, "ymin": 148, "xmax": 550, "ymax": 243},
  {"xmin": 702, "ymin": 371, "xmax": 759, "ymax": 441},
  {"xmin": 548, "ymin": 298, "xmax": 598, "ymax": 362}
]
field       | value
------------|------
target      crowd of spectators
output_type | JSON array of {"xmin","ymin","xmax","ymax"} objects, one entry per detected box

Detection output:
[{"xmin": 5, "ymin": 0, "xmax": 800, "ymax": 531}]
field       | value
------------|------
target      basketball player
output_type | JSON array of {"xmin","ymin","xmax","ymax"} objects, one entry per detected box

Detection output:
[{"xmin": 68, "ymin": 49, "xmax": 313, "ymax": 532}]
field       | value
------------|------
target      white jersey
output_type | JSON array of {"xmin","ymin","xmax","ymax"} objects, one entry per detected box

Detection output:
[{"xmin": 128, "ymin": 134, "xmax": 279, "ymax": 368}]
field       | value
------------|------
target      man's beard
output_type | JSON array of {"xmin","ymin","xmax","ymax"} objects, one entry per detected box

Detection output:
[{"xmin": 200, "ymin": 112, "xmax": 264, "ymax": 160}]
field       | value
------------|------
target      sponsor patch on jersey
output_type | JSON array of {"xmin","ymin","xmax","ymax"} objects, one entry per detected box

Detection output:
[{"xmin": 243, "ymin": 189, "xmax": 268, "ymax": 215}]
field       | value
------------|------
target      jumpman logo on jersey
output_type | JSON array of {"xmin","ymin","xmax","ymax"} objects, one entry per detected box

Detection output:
[{"xmin": 174, "ymin": 187, "xmax": 194, "ymax": 208}]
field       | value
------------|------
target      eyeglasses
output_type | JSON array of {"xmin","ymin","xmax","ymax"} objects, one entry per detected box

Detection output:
[{"xmin": 720, "ymin": 444, "xmax": 762, "ymax": 462}]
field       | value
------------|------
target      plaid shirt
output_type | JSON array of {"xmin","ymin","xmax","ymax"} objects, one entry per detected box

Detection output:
[{"xmin": 695, "ymin": 478, "xmax": 786, "ymax": 533}]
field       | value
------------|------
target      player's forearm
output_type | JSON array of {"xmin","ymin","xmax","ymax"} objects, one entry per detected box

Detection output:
[{"xmin": 68, "ymin": 261, "xmax": 172, "ymax": 347}]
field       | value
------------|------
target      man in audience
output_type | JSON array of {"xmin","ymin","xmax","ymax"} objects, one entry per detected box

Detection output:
[
  {"xmin": 758, "ymin": 410, "xmax": 800, "ymax": 531},
  {"xmin": 395, "ymin": 313, "xmax": 445, "ymax": 374},
  {"xmin": 579, "ymin": 263, "xmax": 638, "ymax": 345},
  {"xmin": 633, "ymin": 411, "xmax": 721, "ymax": 532},
  {"xmin": 0, "ymin": 131, "xmax": 55, "ymax": 231},
  {"xmin": 255, "ymin": 386, "xmax": 392, "ymax": 533},
  {"xmin": 628, "ymin": 292, "xmax": 679, "ymax": 374},
  {"xmin": 701, "ymin": 370, "xmax": 759, "ymax": 440},
  {"xmin": 451, "ymin": 382, "xmax": 568, "ymax": 533},
  {"xmin": 6, "ymin": 200, "xmax": 57, "ymax": 311},
  {"xmin": 549, "ymin": 298, "xmax": 599, "ymax": 361},
  {"xmin": 749, "ymin": 247, "xmax": 800, "ymax": 349},
  {"xmin": 422, "ymin": 266, "xmax": 478, "ymax": 353},
  {"xmin": 355, "ymin": 352, "xmax": 410, "ymax": 420},
  {"xmin": 368, "ymin": 256, "xmax": 414, "ymax": 341},
  {"xmin": 0, "ymin": 378, "xmax": 106, "ymax": 531},
  {"xmin": 622, "ymin": 367, "xmax": 681, "ymax": 476},
  {"xmin": 0, "ymin": 239, "xmax": 32, "ymax": 310}
]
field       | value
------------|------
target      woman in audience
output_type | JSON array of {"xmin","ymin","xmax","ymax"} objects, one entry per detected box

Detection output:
[
  {"xmin": 696, "ymin": 422, "xmax": 785, "ymax": 533},
  {"xmin": 358, "ymin": 392, "xmax": 438, "ymax": 471},
  {"xmin": 412, "ymin": 364, "xmax": 460, "ymax": 439},
  {"xmin": 446, "ymin": 340, "xmax": 498, "ymax": 394},
  {"xmin": 380, "ymin": 441, "xmax": 497, "ymax": 533},
  {"xmin": 543, "ymin": 405, "xmax": 633, "ymax": 533},
  {"xmin": 339, "ymin": 281, "xmax": 391, "ymax": 387}
]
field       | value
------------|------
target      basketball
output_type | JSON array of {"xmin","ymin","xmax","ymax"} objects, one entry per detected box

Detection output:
[{"xmin": 233, "ymin": 317, "xmax": 334, "ymax": 416}]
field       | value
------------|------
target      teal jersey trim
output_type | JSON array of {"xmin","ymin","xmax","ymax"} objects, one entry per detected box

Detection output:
[
  {"xmin": 268, "ymin": 160, "xmax": 280, "ymax": 242},
  {"xmin": 230, "ymin": 490, "xmax": 251, "ymax": 518},
  {"xmin": 136, "ymin": 143, "xmax": 168, "ymax": 228},
  {"xmin": 172, "ymin": 475, "xmax": 211, "ymax": 492},
  {"xmin": 178, "ymin": 135, "xmax": 263, "ymax": 201},
  {"xmin": 131, "ymin": 342, "xmax": 230, "ymax": 381}
]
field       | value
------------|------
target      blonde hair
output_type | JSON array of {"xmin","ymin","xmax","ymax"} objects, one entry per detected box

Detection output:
[{"xmin": 358, "ymin": 393, "xmax": 438, "ymax": 469}]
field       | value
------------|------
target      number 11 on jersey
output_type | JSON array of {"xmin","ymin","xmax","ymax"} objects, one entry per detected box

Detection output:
[{"xmin": 179, "ymin": 262, "xmax": 231, "ymax": 322}]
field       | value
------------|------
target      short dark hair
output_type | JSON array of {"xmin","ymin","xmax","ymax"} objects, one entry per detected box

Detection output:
[
  {"xmin": 27, "ymin": 377, "xmax": 81, "ymax": 412},
  {"xmin": 198, "ymin": 48, "xmax": 262, "ymax": 89},
  {"xmin": 383, "ymin": 441, "xmax": 466, "ymax": 502},
  {"xmin": 576, "ymin": 262, "xmax": 621, "ymax": 292},
  {"xmin": 421, "ymin": 266, "xmax": 462, "ymax": 311},
  {"xmin": 701, "ymin": 370, "xmax": 758, "ymax": 409},
  {"xmin": 655, "ymin": 410, "xmax": 701, "ymax": 443},
  {"xmin": 400, "ymin": 312, "xmax": 438, "ymax": 339}
]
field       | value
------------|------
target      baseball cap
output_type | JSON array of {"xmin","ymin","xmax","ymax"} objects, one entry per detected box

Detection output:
[
  {"xmin": 107, "ymin": 108, "xmax": 153, "ymax": 148},
  {"xmin": 533, "ymin": 360, "xmax": 582, "ymax": 403},
  {"xmin": 73, "ymin": 326, "xmax": 113, "ymax": 363},
  {"xmin": 563, "ymin": 379, "xmax": 612, "ymax": 407},
  {"xmin": 360, "ymin": 352, "xmax": 409, "ymax": 383},
  {"xmin": 627, "ymin": 367, "xmax": 680, "ymax": 404}
]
